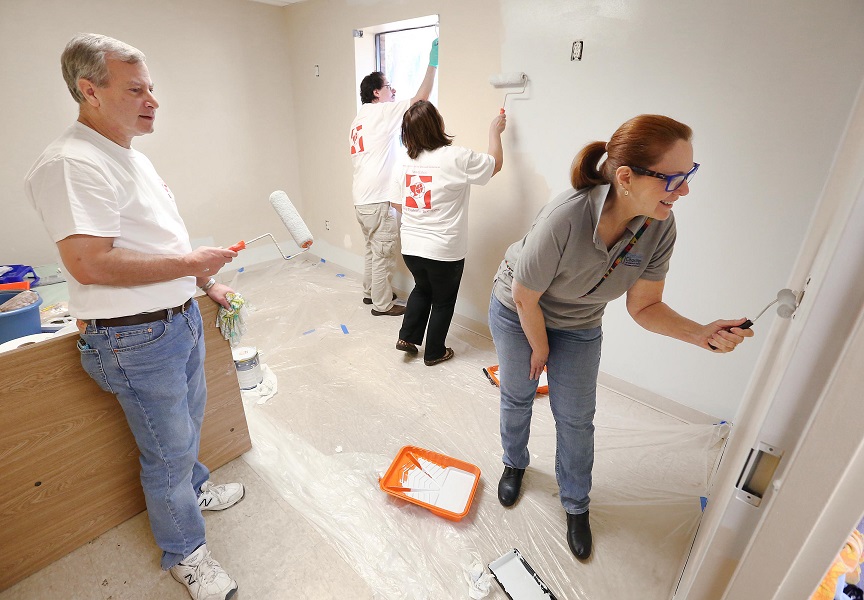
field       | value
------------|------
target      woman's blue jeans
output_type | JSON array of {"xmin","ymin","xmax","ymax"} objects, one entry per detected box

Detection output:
[
  {"xmin": 78, "ymin": 300, "xmax": 209, "ymax": 570},
  {"xmin": 489, "ymin": 294, "xmax": 602, "ymax": 514}
]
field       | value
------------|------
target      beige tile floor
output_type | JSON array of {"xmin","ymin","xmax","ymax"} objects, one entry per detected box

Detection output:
[{"xmin": 0, "ymin": 256, "xmax": 726, "ymax": 600}]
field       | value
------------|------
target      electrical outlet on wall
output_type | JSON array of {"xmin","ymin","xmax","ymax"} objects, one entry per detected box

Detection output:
[{"xmin": 571, "ymin": 40, "xmax": 584, "ymax": 61}]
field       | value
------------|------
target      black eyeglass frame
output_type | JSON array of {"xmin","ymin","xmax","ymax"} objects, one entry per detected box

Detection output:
[{"xmin": 629, "ymin": 162, "xmax": 700, "ymax": 192}]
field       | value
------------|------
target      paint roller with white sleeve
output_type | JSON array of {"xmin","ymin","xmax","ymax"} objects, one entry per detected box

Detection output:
[
  {"xmin": 489, "ymin": 72, "xmax": 528, "ymax": 113},
  {"xmin": 708, "ymin": 288, "xmax": 801, "ymax": 350},
  {"xmin": 230, "ymin": 190, "xmax": 314, "ymax": 260}
]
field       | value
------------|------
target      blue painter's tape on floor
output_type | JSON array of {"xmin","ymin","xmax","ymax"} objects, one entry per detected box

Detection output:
[
  {"xmin": 341, "ymin": 324, "xmax": 349, "ymax": 334},
  {"xmin": 337, "ymin": 273, "xmax": 345, "ymax": 278},
  {"xmin": 320, "ymin": 258, "xmax": 326, "ymax": 263},
  {"xmin": 303, "ymin": 329, "xmax": 315, "ymax": 335},
  {"xmin": 700, "ymin": 497, "xmax": 708, "ymax": 511},
  {"xmin": 238, "ymin": 267, "xmax": 245, "ymax": 273}
]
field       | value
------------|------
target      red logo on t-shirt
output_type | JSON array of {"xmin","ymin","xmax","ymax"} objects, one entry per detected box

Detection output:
[
  {"xmin": 161, "ymin": 181, "xmax": 173, "ymax": 200},
  {"xmin": 350, "ymin": 125, "xmax": 364, "ymax": 155},
  {"xmin": 405, "ymin": 174, "xmax": 432, "ymax": 209}
]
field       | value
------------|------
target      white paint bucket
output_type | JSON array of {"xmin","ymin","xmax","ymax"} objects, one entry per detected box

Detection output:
[{"xmin": 232, "ymin": 346, "xmax": 263, "ymax": 390}]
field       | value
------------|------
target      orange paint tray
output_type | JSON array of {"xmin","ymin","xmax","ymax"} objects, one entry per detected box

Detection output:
[
  {"xmin": 379, "ymin": 445, "xmax": 481, "ymax": 521},
  {"xmin": 483, "ymin": 365, "xmax": 549, "ymax": 395}
]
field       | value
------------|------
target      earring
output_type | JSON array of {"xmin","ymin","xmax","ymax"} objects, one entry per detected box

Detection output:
[{"xmin": 623, "ymin": 190, "xmax": 629, "ymax": 196}]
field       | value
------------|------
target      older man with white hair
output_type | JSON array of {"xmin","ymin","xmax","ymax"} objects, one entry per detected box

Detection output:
[{"xmin": 25, "ymin": 33, "xmax": 243, "ymax": 600}]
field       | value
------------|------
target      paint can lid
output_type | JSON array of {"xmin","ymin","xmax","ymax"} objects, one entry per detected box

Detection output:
[{"xmin": 232, "ymin": 346, "xmax": 257, "ymax": 361}]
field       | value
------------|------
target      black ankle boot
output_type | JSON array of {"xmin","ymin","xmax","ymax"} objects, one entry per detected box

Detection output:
[
  {"xmin": 567, "ymin": 510, "xmax": 592, "ymax": 560},
  {"xmin": 497, "ymin": 466, "xmax": 525, "ymax": 507}
]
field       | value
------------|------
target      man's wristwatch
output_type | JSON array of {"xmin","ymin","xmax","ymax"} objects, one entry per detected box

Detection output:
[{"xmin": 201, "ymin": 277, "xmax": 217, "ymax": 292}]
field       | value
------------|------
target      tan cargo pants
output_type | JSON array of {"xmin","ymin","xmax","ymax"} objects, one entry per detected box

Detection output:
[{"xmin": 355, "ymin": 202, "xmax": 398, "ymax": 312}]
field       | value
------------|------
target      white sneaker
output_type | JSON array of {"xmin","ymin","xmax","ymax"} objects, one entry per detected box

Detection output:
[
  {"xmin": 170, "ymin": 544, "xmax": 238, "ymax": 600},
  {"xmin": 198, "ymin": 481, "xmax": 245, "ymax": 511}
]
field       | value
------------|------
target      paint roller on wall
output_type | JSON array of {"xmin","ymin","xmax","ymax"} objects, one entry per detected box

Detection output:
[
  {"xmin": 489, "ymin": 72, "xmax": 528, "ymax": 113},
  {"xmin": 708, "ymin": 288, "xmax": 802, "ymax": 350},
  {"xmin": 230, "ymin": 191, "xmax": 314, "ymax": 260}
]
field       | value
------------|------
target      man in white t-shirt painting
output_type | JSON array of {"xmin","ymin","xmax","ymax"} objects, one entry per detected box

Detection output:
[
  {"xmin": 26, "ymin": 34, "xmax": 243, "ymax": 600},
  {"xmin": 349, "ymin": 38, "xmax": 439, "ymax": 316}
]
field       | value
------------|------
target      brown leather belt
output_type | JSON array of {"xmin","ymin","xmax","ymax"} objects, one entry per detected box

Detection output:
[{"xmin": 88, "ymin": 298, "xmax": 193, "ymax": 328}]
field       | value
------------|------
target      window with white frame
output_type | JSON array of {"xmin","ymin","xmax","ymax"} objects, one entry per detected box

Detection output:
[{"xmin": 376, "ymin": 25, "xmax": 438, "ymax": 105}]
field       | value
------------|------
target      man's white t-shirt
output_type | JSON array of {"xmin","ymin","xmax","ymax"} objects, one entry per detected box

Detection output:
[
  {"xmin": 24, "ymin": 122, "xmax": 196, "ymax": 319},
  {"xmin": 390, "ymin": 145, "xmax": 495, "ymax": 261},
  {"xmin": 350, "ymin": 98, "xmax": 411, "ymax": 206}
]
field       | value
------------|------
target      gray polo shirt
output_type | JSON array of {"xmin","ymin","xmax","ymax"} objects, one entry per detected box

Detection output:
[{"xmin": 492, "ymin": 185, "xmax": 676, "ymax": 330}]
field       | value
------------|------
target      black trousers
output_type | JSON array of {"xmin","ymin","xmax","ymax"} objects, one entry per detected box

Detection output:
[{"xmin": 399, "ymin": 254, "xmax": 465, "ymax": 361}]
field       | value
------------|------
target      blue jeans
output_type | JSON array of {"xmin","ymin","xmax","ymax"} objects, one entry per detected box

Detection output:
[
  {"xmin": 489, "ymin": 294, "xmax": 602, "ymax": 514},
  {"xmin": 77, "ymin": 300, "xmax": 209, "ymax": 570}
]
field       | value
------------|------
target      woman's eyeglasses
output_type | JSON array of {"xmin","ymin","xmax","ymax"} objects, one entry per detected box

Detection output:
[{"xmin": 630, "ymin": 163, "xmax": 700, "ymax": 192}]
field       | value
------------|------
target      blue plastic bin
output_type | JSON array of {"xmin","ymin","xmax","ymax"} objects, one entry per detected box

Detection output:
[
  {"xmin": 0, "ymin": 264, "xmax": 40, "ymax": 286},
  {"xmin": 0, "ymin": 291, "xmax": 44, "ymax": 345}
]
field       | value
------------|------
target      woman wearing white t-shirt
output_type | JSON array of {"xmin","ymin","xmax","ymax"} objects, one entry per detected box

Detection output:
[{"xmin": 391, "ymin": 101, "xmax": 506, "ymax": 365}]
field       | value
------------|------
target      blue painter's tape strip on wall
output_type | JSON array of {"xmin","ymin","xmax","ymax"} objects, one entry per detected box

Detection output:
[
  {"xmin": 700, "ymin": 497, "xmax": 708, "ymax": 511},
  {"xmin": 303, "ymin": 329, "xmax": 315, "ymax": 335},
  {"xmin": 341, "ymin": 324, "xmax": 349, "ymax": 334}
]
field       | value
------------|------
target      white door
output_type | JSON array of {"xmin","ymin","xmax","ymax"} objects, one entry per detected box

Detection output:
[{"xmin": 675, "ymin": 80, "xmax": 864, "ymax": 599}]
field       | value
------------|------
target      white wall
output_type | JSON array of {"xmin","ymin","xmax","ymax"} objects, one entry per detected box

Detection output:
[{"xmin": 0, "ymin": 0, "xmax": 303, "ymax": 268}]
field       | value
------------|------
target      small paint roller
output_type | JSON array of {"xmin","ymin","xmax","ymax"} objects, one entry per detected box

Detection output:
[
  {"xmin": 230, "ymin": 190, "xmax": 314, "ymax": 260},
  {"xmin": 489, "ymin": 72, "xmax": 528, "ymax": 113},
  {"xmin": 709, "ymin": 288, "xmax": 800, "ymax": 350}
]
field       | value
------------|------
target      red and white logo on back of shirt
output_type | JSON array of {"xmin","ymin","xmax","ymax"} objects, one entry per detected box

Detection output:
[
  {"xmin": 350, "ymin": 125, "xmax": 364, "ymax": 155},
  {"xmin": 405, "ymin": 174, "xmax": 432, "ymax": 209}
]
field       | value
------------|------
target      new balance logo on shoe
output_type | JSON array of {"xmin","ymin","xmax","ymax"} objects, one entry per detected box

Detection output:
[
  {"xmin": 170, "ymin": 544, "xmax": 238, "ymax": 600},
  {"xmin": 197, "ymin": 481, "xmax": 245, "ymax": 512}
]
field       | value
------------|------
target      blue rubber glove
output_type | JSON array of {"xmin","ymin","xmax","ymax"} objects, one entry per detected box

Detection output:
[{"xmin": 429, "ymin": 38, "xmax": 439, "ymax": 67}]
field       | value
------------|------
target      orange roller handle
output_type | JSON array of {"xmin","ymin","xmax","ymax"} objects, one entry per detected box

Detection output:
[{"xmin": 229, "ymin": 241, "xmax": 246, "ymax": 252}]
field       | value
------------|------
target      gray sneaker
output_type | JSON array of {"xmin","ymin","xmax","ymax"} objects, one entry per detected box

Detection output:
[
  {"xmin": 198, "ymin": 481, "xmax": 245, "ymax": 511},
  {"xmin": 170, "ymin": 544, "xmax": 238, "ymax": 600}
]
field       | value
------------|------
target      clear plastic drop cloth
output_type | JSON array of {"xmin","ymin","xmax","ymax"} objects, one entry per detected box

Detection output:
[{"xmin": 228, "ymin": 257, "xmax": 730, "ymax": 600}]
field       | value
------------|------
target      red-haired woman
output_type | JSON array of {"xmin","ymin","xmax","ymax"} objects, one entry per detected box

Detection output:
[
  {"xmin": 489, "ymin": 114, "xmax": 753, "ymax": 560},
  {"xmin": 391, "ymin": 100, "xmax": 506, "ymax": 365}
]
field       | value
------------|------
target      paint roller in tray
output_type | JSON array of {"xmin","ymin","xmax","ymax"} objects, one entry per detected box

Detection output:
[
  {"xmin": 489, "ymin": 72, "xmax": 528, "ymax": 113},
  {"xmin": 229, "ymin": 191, "xmax": 314, "ymax": 260}
]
